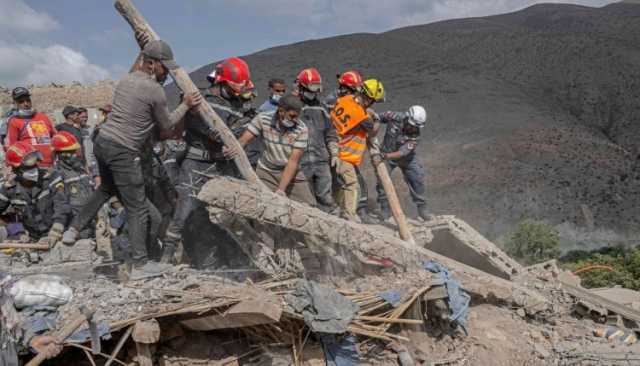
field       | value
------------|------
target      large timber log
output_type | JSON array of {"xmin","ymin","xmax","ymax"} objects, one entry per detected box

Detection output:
[
  {"xmin": 114, "ymin": 0, "xmax": 263, "ymax": 187},
  {"xmin": 368, "ymin": 140, "xmax": 414, "ymax": 243},
  {"xmin": 197, "ymin": 176, "xmax": 529, "ymax": 302}
]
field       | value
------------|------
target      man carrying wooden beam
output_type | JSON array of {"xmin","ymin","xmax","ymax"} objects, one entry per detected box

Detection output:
[{"xmin": 62, "ymin": 38, "xmax": 201, "ymax": 274}]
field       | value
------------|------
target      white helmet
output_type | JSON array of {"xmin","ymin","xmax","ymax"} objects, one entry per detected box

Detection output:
[{"xmin": 407, "ymin": 105, "xmax": 426, "ymax": 128}]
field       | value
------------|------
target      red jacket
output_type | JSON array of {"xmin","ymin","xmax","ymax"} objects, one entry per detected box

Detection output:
[{"xmin": 5, "ymin": 112, "xmax": 57, "ymax": 168}]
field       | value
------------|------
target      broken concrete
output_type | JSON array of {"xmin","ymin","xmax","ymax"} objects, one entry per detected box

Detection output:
[
  {"xmin": 196, "ymin": 176, "xmax": 536, "ymax": 306},
  {"xmin": 413, "ymin": 216, "xmax": 523, "ymax": 280}
]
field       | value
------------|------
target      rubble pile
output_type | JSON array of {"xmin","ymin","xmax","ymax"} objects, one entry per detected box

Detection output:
[{"xmin": 0, "ymin": 81, "xmax": 114, "ymax": 113}]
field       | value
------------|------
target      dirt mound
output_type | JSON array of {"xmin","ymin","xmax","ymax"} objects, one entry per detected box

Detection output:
[
  {"xmin": 0, "ymin": 80, "xmax": 114, "ymax": 113},
  {"xmin": 174, "ymin": 2, "xmax": 640, "ymax": 249}
]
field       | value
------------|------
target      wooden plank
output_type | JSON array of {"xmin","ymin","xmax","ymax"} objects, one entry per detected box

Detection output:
[
  {"xmin": 180, "ymin": 300, "xmax": 282, "ymax": 331},
  {"xmin": 369, "ymin": 141, "xmax": 415, "ymax": 244},
  {"xmin": 113, "ymin": 0, "xmax": 263, "ymax": 187}
]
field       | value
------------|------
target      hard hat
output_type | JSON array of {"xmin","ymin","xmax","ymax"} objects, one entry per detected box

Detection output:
[
  {"xmin": 207, "ymin": 57, "xmax": 252, "ymax": 94},
  {"xmin": 407, "ymin": 105, "xmax": 427, "ymax": 128},
  {"xmin": 52, "ymin": 131, "xmax": 81, "ymax": 152},
  {"xmin": 362, "ymin": 79, "xmax": 385, "ymax": 102},
  {"xmin": 296, "ymin": 68, "xmax": 322, "ymax": 92},
  {"xmin": 5, "ymin": 142, "xmax": 41, "ymax": 168},
  {"xmin": 337, "ymin": 70, "xmax": 363, "ymax": 90}
]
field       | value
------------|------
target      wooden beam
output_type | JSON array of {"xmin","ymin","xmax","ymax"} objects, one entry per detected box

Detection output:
[
  {"xmin": 180, "ymin": 300, "xmax": 282, "ymax": 331},
  {"xmin": 369, "ymin": 141, "xmax": 414, "ymax": 244},
  {"xmin": 114, "ymin": 0, "xmax": 263, "ymax": 187}
]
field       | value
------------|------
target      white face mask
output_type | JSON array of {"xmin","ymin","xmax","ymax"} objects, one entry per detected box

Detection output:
[
  {"xmin": 16, "ymin": 109, "xmax": 34, "ymax": 118},
  {"xmin": 20, "ymin": 167, "xmax": 39, "ymax": 182},
  {"xmin": 281, "ymin": 118, "xmax": 297, "ymax": 129},
  {"xmin": 270, "ymin": 93, "xmax": 282, "ymax": 103}
]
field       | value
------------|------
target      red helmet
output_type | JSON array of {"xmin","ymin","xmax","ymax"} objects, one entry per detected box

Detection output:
[
  {"xmin": 207, "ymin": 57, "xmax": 252, "ymax": 94},
  {"xmin": 337, "ymin": 70, "xmax": 363, "ymax": 90},
  {"xmin": 5, "ymin": 142, "xmax": 41, "ymax": 168},
  {"xmin": 52, "ymin": 131, "xmax": 81, "ymax": 152},
  {"xmin": 296, "ymin": 68, "xmax": 322, "ymax": 92}
]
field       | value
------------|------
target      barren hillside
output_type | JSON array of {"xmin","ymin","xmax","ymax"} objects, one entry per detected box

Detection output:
[{"xmin": 179, "ymin": 2, "xmax": 640, "ymax": 250}]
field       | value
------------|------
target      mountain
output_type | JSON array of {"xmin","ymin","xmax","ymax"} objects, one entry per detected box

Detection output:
[{"xmin": 174, "ymin": 2, "xmax": 640, "ymax": 250}]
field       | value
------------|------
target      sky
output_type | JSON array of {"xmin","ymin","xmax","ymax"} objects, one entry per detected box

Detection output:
[{"xmin": 0, "ymin": 0, "xmax": 613, "ymax": 87}]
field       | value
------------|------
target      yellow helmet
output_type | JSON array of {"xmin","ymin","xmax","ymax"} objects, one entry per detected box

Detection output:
[{"xmin": 362, "ymin": 78, "xmax": 385, "ymax": 102}]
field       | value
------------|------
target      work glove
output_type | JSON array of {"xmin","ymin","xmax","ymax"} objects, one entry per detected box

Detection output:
[
  {"xmin": 371, "ymin": 152, "xmax": 385, "ymax": 166},
  {"xmin": 47, "ymin": 223, "xmax": 64, "ymax": 246}
]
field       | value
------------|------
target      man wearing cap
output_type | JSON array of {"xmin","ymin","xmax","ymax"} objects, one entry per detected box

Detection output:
[
  {"xmin": 57, "ymin": 106, "xmax": 83, "ymax": 149},
  {"xmin": 235, "ymin": 94, "xmax": 315, "ymax": 204},
  {"xmin": 4, "ymin": 87, "xmax": 57, "ymax": 168},
  {"xmin": 61, "ymin": 39, "xmax": 201, "ymax": 273},
  {"xmin": 159, "ymin": 57, "xmax": 254, "ymax": 264}
]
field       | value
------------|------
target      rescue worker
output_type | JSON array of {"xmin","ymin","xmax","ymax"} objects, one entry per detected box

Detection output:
[
  {"xmin": 295, "ymin": 68, "xmax": 339, "ymax": 212},
  {"xmin": 160, "ymin": 57, "xmax": 253, "ymax": 264},
  {"xmin": 330, "ymin": 79, "xmax": 385, "ymax": 222},
  {"xmin": 258, "ymin": 78, "xmax": 286, "ymax": 112},
  {"xmin": 4, "ymin": 87, "xmax": 57, "ymax": 168},
  {"xmin": 374, "ymin": 106, "xmax": 433, "ymax": 221},
  {"xmin": 49, "ymin": 131, "xmax": 96, "ymax": 239},
  {"xmin": 61, "ymin": 39, "xmax": 201, "ymax": 273},
  {"xmin": 0, "ymin": 142, "xmax": 66, "ymax": 244},
  {"xmin": 236, "ymin": 94, "xmax": 314, "ymax": 204},
  {"xmin": 237, "ymin": 83, "xmax": 263, "ymax": 169},
  {"xmin": 323, "ymin": 70, "xmax": 364, "ymax": 110}
]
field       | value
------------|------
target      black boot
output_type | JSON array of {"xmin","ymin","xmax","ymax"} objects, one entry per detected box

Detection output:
[
  {"xmin": 418, "ymin": 205, "xmax": 435, "ymax": 221},
  {"xmin": 358, "ymin": 208, "xmax": 378, "ymax": 225}
]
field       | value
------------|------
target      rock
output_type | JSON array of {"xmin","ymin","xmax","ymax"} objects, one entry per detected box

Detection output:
[{"xmin": 517, "ymin": 308, "xmax": 526, "ymax": 318}]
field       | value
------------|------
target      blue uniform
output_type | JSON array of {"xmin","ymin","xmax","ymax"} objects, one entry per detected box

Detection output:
[{"xmin": 376, "ymin": 111, "xmax": 426, "ymax": 213}]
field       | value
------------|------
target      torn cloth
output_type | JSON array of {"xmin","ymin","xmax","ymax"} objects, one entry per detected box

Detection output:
[
  {"xmin": 285, "ymin": 280, "xmax": 359, "ymax": 334},
  {"xmin": 423, "ymin": 260, "xmax": 470, "ymax": 330}
]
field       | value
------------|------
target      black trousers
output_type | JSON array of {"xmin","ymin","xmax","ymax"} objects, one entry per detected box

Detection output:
[{"xmin": 72, "ymin": 135, "xmax": 151, "ymax": 262}]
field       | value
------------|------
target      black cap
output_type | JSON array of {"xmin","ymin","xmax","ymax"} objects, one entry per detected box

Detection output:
[
  {"xmin": 62, "ymin": 106, "xmax": 80, "ymax": 117},
  {"xmin": 11, "ymin": 87, "xmax": 30, "ymax": 100},
  {"xmin": 142, "ymin": 40, "xmax": 178, "ymax": 70},
  {"xmin": 278, "ymin": 94, "xmax": 303, "ymax": 113}
]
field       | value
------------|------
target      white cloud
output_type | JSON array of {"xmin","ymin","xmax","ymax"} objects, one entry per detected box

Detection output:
[
  {"xmin": 0, "ymin": 1, "xmax": 111, "ymax": 86},
  {"xmin": 0, "ymin": 42, "xmax": 110, "ymax": 86},
  {"xmin": 0, "ymin": 0, "xmax": 59, "ymax": 34}
]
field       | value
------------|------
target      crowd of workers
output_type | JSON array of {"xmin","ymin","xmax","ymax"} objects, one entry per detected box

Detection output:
[{"xmin": 0, "ymin": 39, "xmax": 431, "ymax": 276}]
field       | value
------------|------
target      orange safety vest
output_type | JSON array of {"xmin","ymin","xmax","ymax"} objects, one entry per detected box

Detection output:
[{"xmin": 330, "ymin": 95, "xmax": 369, "ymax": 166}]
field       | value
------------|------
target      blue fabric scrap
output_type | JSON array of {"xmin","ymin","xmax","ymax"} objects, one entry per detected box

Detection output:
[
  {"xmin": 320, "ymin": 334, "xmax": 359, "ymax": 366},
  {"xmin": 423, "ymin": 260, "xmax": 471, "ymax": 331},
  {"xmin": 377, "ymin": 290, "xmax": 402, "ymax": 307}
]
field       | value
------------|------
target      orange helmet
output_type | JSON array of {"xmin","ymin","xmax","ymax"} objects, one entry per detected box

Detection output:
[
  {"xmin": 296, "ymin": 68, "xmax": 322, "ymax": 92},
  {"xmin": 52, "ymin": 131, "xmax": 81, "ymax": 152},
  {"xmin": 337, "ymin": 70, "xmax": 363, "ymax": 90},
  {"xmin": 207, "ymin": 57, "xmax": 252, "ymax": 94},
  {"xmin": 5, "ymin": 142, "xmax": 41, "ymax": 168}
]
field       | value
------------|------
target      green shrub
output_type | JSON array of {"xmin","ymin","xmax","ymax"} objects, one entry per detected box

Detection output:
[
  {"xmin": 506, "ymin": 219, "xmax": 561, "ymax": 265},
  {"xmin": 560, "ymin": 246, "xmax": 640, "ymax": 290}
]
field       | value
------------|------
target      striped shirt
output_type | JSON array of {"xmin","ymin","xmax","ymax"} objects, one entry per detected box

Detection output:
[{"xmin": 248, "ymin": 112, "xmax": 308, "ymax": 171}]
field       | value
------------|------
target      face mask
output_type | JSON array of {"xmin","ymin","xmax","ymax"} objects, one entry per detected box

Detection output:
[
  {"xmin": 270, "ymin": 94, "xmax": 282, "ymax": 103},
  {"xmin": 302, "ymin": 91, "xmax": 318, "ymax": 102},
  {"xmin": 280, "ymin": 118, "xmax": 297, "ymax": 129},
  {"xmin": 16, "ymin": 108, "xmax": 34, "ymax": 118},
  {"xmin": 20, "ymin": 167, "xmax": 39, "ymax": 183}
]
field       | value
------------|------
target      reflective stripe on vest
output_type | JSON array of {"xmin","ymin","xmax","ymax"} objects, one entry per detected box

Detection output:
[
  {"xmin": 337, "ymin": 127, "xmax": 367, "ymax": 166},
  {"xmin": 331, "ymin": 96, "xmax": 369, "ymax": 166}
]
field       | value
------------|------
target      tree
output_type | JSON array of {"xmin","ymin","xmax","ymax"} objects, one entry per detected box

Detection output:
[{"xmin": 506, "ymin": 219, "xmax": 561, "ymax": 265}]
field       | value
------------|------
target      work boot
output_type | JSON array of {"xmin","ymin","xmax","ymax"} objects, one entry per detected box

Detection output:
[
  {"xmin": 379, "ymin": 207, "xmax": 392, "ymax": 221},
  {"xmin": 129, "ymin": 260, "xmax": 172, "ymax": 281},
  {"xmin": 357, "ymin": 208, "xmax": 378, "ymax": 225},
  {"xmin": 418, "ymin": 206, "xmax": 436, "ymax": 221},
  {"xmin": 160, "ymin": 243, "xmax": 176, "ymax": 265},
  {"xmin": 61, "ymin": 227, "xmax": 78, "ymax": 245}
]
